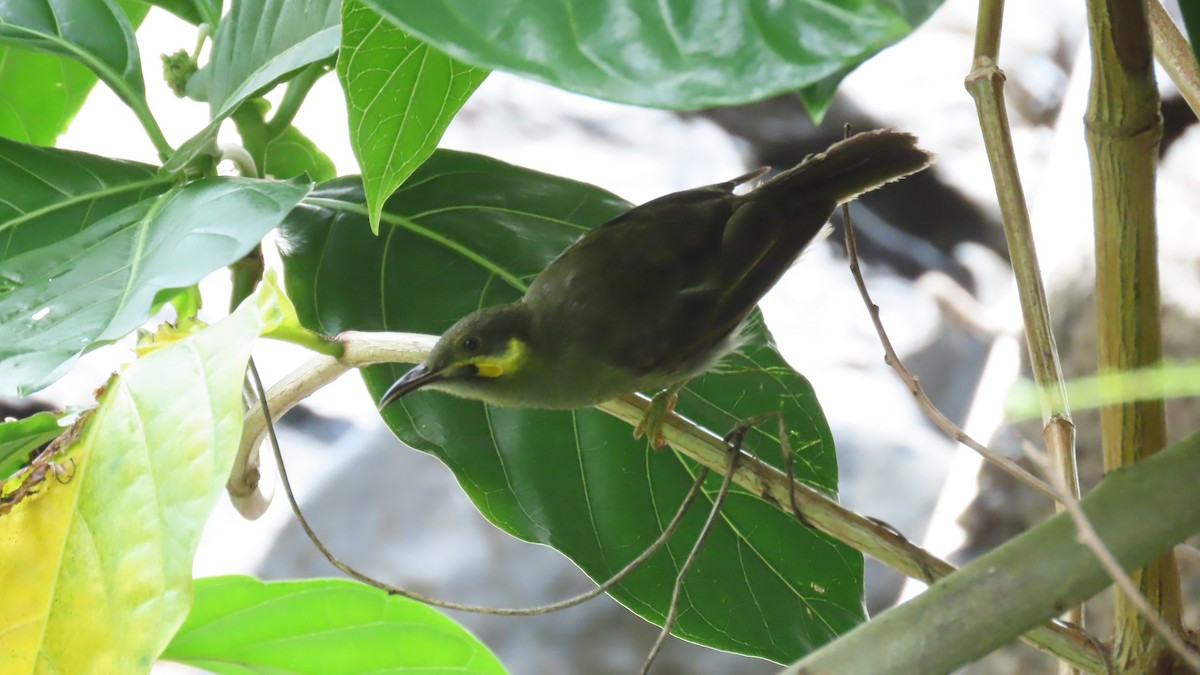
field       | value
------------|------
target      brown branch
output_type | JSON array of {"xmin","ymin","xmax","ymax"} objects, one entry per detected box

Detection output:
[{"xmin": 839, "ymin": 167, "xmax": 1057, "ymax": 501}]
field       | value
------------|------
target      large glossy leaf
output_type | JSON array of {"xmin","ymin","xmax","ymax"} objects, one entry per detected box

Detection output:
[
  {"xmin": 0, "ymin": 0, "xmax": 151, "ymax": 145},
  {"xmin": 0, "ymin": 0, "xmax": 147, "ymax": 113},
  {"xmin": 162, "ymin": 576, "xmax": 508, "ymax": 675},
  {"xmin": 0, "ymin": 282, "xmax": 288, "ymax": 674},
  {"xmin": 165, "ymin": 0, "xmax": 341, "ymax": 171},
  {"xmin": 338, "ymin": 0, "xmax": 487, "ymax": 234},
  {"xmin": 279, "ymin": 152, "xmax": 864, "ymax": 664},
  {"xmin": 0, "ymin": 140, "xmax": 310, "ymax": 394},
  {"xmin": 363, "ymin": 0, "xmax": 941, "ymax": 114}
]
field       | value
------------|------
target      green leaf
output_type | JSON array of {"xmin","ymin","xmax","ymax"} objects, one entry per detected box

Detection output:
[
  {"xmin": 0, "ymin": 49, "xmax": 98, "ymax": 145},
  {"xmin": 0, "ymin": 137, "xmax": 171, "ymax": 267},
  {"xmin": 163, "ymin": 576, "xmax": 508, "ymax": 675},
  {"xmin": 0, "ymin": 139, "xmax": 311, "ymax": 395},
  {"xmin": 0, "ymin": 282, "xmax": 288, "ymax": 674},
  {"xmin": 279, "ymin": 152, "xmax": 864, "ymax": 664},
  {"xmin": 147, "ymin": 0, "xmax": 222, "ymax": 26},
  {"xmin": 362, "ymin": 0, "xmax": 941, "ymax": 113},
  {"xmin": 0, "ymin": 412, "xmax": 63, "ymax": 481},
  {"xmin": 231, "ymin": 98, "xmax": 337, "ymax": 181},
  {"xmin": 338, "ymin": 0, "xmax": 487, "ymax": 234},
  {"xmin": 165, "ymin": 0, "xmax": 341, "ymax": 172},
  {"xmin": 0, "ymin": 0, "xmax": 150, "ymax": 146},
  {"xmin": 167, "ymin": 284, "xmax": 203, "ymax": 320},
  {"xmin": 0, "ymin": 0, "xmax": 147, "ymax": 111}
]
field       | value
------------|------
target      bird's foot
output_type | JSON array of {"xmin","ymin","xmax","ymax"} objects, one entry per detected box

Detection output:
[{"xmin": 634, "ymin": 385, "xmax": 684, "ymax": 450}]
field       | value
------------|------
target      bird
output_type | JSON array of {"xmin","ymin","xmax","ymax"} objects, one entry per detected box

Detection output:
[{"xmin": 379, "ymin": 129, "xmax": 933, "ymax": 447}]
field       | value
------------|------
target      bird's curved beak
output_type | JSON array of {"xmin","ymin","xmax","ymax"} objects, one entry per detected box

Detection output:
[{"xmin": 378, "ymin": 363, "xmax": 444, "ymax": 409}]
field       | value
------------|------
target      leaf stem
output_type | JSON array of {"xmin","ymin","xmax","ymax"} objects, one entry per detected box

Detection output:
[
  {"xmin": 126, "ymin": 94, "xmax": 174, "ymax": 163},
  {"xmin": 262, "ymin": 325, "xmax": 344, "ymax": 357},
  {"xmin": 265, "ymin": 60, "xmax": 329, "ymax": 139}
]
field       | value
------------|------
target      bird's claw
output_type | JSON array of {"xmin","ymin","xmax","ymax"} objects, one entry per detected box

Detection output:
[{"xmin": 634, "ymin": 389, "xmax": 678, "ymax": 450}]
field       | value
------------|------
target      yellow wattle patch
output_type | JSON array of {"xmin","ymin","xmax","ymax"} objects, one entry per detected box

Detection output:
[
  {"xmin": 466, "ymin": 338, "xmax": 527, "ymax": 379},
  {"xmin": 474, "ymin": 362, "xmax": 505, "ymax": 378}
]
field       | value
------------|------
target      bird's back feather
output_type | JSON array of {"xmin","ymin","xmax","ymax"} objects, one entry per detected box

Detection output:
[{"xmin": 522, "ymin": 129, "xmax": 933, "ymax": 389}]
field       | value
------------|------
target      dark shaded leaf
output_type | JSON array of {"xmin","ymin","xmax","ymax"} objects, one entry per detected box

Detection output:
[
  {"xmin": 0, "ymin": 412, "xmax": 62, "ymax": 480},
  {"xmin": 1180, "ymin": 0, "xmax": 1200, "ymax": 67}
]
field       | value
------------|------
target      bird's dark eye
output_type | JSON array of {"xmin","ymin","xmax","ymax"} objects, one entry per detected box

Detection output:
[{"xmin": 462, "ymin": 336, "xmax": 481, "ymax": 353}]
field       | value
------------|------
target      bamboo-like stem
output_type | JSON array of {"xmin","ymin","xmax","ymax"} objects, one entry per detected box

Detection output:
[
  {"xmin": 1082, "ymin": 0, "xmax": 1184, "ymax": 670},
  {"xmin": 783, "ymin": 432, "xmax": 1200, "ymax": 675},
  {"xmin": 964, "ymin": 2, "xmax": 1082, "ymax": 669},
  {"xmin": 237, "ymin": 331, "xmax": 1107, "ymax": 672}
]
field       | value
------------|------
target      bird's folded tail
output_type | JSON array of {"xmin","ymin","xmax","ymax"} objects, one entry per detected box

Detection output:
[{"xmin": 756, "ymin": 129, "xmax": 934, "ymax": 205}]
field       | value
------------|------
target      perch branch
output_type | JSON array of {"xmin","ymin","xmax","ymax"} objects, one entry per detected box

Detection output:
[{"xmin": 238, "ymin": 331, "xmax": 1106, "ymax": 672}]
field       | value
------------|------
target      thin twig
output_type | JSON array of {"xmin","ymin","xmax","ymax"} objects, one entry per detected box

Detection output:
[
  {"xmin": 839, "ymin": 189, "xmax": 1058, "ymax": 501},
  {"xmin": 248, "ymin": 358, "xmax": 710, "ymax": 615},
  {"xmin": 964, "ymin": 2, "xmax": 1085, "ymax": 664},
  {"xmin": 1026, "ymin": 441, "xmax": 1200, "ymax": 672},
  {"xmin": 640, "ymin": 444, "xmax": 740, "ymax": 675}
]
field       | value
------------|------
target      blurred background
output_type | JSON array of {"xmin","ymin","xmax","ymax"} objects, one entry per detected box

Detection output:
[{"xmin": 8, "ymin": 0, "xmax": 1200, "ymax": 672}]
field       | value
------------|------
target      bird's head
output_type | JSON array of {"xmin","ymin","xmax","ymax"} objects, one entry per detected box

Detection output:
[{"xmin": 378, "ymin": 303, "xmax": 533, "ymax": 408}]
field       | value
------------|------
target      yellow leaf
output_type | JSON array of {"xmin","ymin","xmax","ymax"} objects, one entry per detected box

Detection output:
[{"xmin": 0, "ymin": 281, "xmax": 286, "ymax": 674}]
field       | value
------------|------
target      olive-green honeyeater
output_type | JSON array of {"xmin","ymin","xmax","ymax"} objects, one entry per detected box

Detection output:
[{"xmin": 380, "ymin": 129, "xmax": 933, "ymax": 445}]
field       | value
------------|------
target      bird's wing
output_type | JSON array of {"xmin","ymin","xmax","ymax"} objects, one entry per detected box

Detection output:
[{"xmin": 525, "ymin": 185, "xmax": 738, "ymax": 375}]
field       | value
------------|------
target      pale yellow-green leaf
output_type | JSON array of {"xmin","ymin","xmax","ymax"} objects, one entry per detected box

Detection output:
[{"xmin": 0, "ymin": 281, "xmax": 286, "ymax": 674}]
